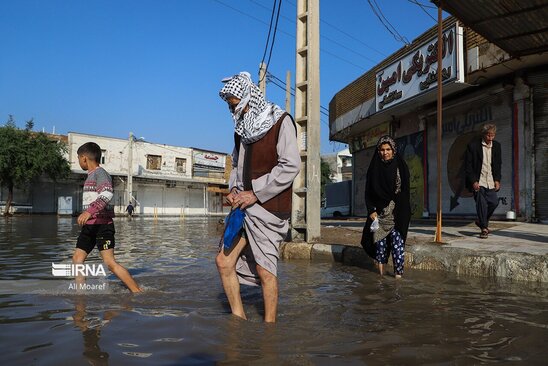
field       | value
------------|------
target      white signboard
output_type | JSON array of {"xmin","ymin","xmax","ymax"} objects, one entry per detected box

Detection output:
[
  {"xmin": 375, "ymin": 24, "xmax": 464, "ymax": 111},
  {"xmin": 193, "ymin": 151, "xmax": 225, "ymax": 168}
]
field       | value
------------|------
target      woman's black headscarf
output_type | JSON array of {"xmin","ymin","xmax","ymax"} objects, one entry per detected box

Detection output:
[{"xmin": 361, "ymin": 135, "xmax": 411, "ymax": 259}]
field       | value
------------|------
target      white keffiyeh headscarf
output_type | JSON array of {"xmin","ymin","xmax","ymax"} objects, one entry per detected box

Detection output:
[{"xmin": 219, "ymin": 71, "xmax": 285, "ymax": 144}]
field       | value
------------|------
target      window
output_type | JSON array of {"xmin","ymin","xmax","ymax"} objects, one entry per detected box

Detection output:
[
  {"xmin": 100, "ymin": 150, "xmax": 106, "ymax": 164},
  {"xmin": 147, "ymin": 154, "xmax": 162, "ymax": 170},
  {"xmin": 176, "ymin": 158, "xmax": 187, "ymax": 173}
]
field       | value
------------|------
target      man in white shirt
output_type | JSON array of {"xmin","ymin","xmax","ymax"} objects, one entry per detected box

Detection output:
[{"xmin": 465, "ymin": 124, "xmax": 502, "ymax": 239}]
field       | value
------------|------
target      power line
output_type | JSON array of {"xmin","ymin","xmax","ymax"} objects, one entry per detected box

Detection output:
[
  {"xmin": 322, "ymin": 33, "xmax": 380, "ymax": 65},
  {"xmin": 267, "ymin": 71, "xmax": 330, "ymax": 113},
  {"xmin": 213, "ymin": 0, "xmax": 272, "ymax": 28},
  {"xmin": 215, "ymin": 0, "xmax": 374, "ymax": 73},
  {"xmin": 255, "ymin": 0, "xmax": 386, "ymax": 58},
  {"xmin": 263, "ymin": 0, "xmax": 282, "ymax": 79},
  {"xmin": 266, "ymin": 74, "xmax": 329, "ymax": 122},
  {"xmin": 259, "ymin": 0, "xmax": 283, "ymax": 84},
  {"xmin": 366, "ymin": 0, "xmax": 410, "ymax": 45},
  {"xmin": 259, "ymin": 0, "xmax": 278, "ymax": 68},
  {"xmin": 407, "ymin": 0, "xmax": 436, "ymax": 10},
  {"xmin": 407, "ymin": 0, "xmax": 437, "ymax": 22}
]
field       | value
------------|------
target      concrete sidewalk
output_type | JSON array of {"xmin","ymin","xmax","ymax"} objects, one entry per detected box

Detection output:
[{"xmin": 281, "ymin": 220, "xmax": 548, "ymax": 283}]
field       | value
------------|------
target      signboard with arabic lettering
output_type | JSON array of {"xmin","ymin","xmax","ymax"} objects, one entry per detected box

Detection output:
[
  {"xmin": 375, "ymin": 24, "xmax": 464, "ymax": 112},
  {"xmin": 193, "ymin": 150, "xmax": 225, "ymax": 168}
]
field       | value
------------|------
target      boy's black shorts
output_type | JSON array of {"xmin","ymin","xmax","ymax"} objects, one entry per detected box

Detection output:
[{"xmin": 76, "ymin": 223, "xmax": 116, "ymax": 254}]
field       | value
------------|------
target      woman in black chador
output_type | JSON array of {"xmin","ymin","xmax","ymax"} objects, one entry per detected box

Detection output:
[{"xmin": 361, "ymin": 135, "xmax": 411, "ymax": 278}]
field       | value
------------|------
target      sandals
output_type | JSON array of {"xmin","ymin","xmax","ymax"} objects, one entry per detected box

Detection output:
[
  {"xmin": 479, "ymin": 229, "xmax": 489, "ymax": 239},
  {"xmin": 475, "ymin": 220, "xmax": 490, "ymax": 234}
]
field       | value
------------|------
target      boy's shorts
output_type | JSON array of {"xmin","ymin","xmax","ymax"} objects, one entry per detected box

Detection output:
[{"xmin": 76, "ymin": 223, "xmax": 116, "ymax": 254}]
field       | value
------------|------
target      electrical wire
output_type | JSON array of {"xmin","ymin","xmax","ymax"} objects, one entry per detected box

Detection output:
[
  {"xmin": 252, "ymin": 0, "xmax": 386, "ymax": 58},
  {"xmin": 259, "ymin": 0, "xmax": 278, "ymax": 68},
  {"xmin": 366, "ymin": 0, "xmax": 410, "ymax": 45},
  {"xmin": 259, "ymin": 0, "xmax": 283, "ymax": 85},
  {"xmin": 407, "ymin": 0, "xmax": 437, "ymax": 22},
  {"xmin": 267, "ymin": 71, "xmax": 330, "ymax": 119},
  {"xmin": 407, "ymin": 0, "xmax": 436, "ymax": 9},
  {"xmin": 215, "ymin": 0, "xmax": 374, "ymax": 72}
]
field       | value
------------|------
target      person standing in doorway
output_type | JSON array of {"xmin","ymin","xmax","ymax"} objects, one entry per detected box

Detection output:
[
  {"xmin": 465, "ymin": 123, "xmax": 502, "ymax": 239},
  {"xmin": 216, "ymin": 72, "xmax": 300, "ymax": 322},
  {"xmin": 361, "ymin": 136, "xmax": 411, "ymax": 278}
]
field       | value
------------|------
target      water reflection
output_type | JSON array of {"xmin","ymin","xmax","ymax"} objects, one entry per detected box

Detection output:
[
  {"xmin": 72, "ymin": 296, "xmax": 112, "ymax": 365},
  {"xmin": 0, "ymin": 216, "xmax": 547, "ymax": 365}
]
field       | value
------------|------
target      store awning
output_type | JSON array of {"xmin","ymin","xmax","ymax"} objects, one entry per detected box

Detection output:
[{"xmin": 433, "ymin": 0, "xmax": 548, "ymax": 57}]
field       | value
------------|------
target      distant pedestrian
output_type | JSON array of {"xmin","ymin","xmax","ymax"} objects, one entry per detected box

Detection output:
[
  {"xmin": 126, "ymin": 203, "xmax": 134, "ymax": 217},
  {"xmin": 465, "ymin": 124, "xmax": 502, "ymax": 239},
  {"xmin": 361, "ymin": 136, "xmax": 411, "ymax": 278},
  {"xmin": 216, "ymin": 71, "xmax": 300, "ymax": 322},
  {"xmin": 73, "ymin": 142, "xmax": 142, "ymax": 292}
]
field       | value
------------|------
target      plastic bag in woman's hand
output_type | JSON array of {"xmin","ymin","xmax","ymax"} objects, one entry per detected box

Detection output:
[{"xmin": 370, "ymin": 218, "xmax": 379, "ymax": 232}]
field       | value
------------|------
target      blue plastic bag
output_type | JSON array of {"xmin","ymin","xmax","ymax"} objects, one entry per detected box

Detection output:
[{"xmin": 222, "ymin": 207, "xmax": 246, "ymax": 250}]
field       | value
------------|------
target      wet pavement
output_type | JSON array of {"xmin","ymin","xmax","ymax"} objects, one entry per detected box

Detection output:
[{"xmin": 0, "ymin": 216, "xmax": 547, "ymax": 364}]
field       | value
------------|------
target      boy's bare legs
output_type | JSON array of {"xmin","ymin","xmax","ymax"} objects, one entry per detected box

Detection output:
[
  {"xmin": 256, "ymin": 265, "xmax": 278, "ymax": 323},
  {"xmin": 215, "ymin": 236, "xmax": 248, "ymax": 320},
  {"xmin": 100, "ymin": 249, "xmax": 142, "ymax": 293},
  {"xmin": 72, "ymin": 248, "xmax": 89, "ymax": 287}
]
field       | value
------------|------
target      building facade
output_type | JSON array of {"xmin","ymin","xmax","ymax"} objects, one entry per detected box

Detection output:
[
  {"xmin": 321, "ymin": 147, "xmax": 352, "ymax": 183},
  {"xmin": 1, "ymin": 132, "xmax": 230, "ymax": 216},
  {"xmin": 329, "ymin": 16, "xmax": 548, "ymax": 222}
]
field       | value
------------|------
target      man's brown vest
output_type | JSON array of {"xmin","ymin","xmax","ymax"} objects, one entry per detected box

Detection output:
[{"xmin": 235, "ymin": 113, "xmax": 295, "ymax": 220}]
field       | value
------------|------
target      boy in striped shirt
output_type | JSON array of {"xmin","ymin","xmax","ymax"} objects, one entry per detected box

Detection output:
[{"xmin": 73, "ymin": 142, "xmax": 142, "ymax": 292}]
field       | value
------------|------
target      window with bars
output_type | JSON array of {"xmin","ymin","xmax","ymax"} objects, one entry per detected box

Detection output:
[
  {"xmin": 147, "ymin": 154, "xmax": 162, "ymax": 170},
  {"xmin": 176, "ymin": 158, "xmax": 187, "ymax": 173}
]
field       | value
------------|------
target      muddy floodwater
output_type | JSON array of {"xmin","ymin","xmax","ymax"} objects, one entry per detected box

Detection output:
[{"xmin": 1, "ymin": 216, "xmax": 547, "ymax": 365}]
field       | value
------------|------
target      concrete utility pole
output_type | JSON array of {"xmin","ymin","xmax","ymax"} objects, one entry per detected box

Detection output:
[
  {"xmin": 285, "ymin": 70, "xmax": 291, "ymax": 113},
  {"xmin": 292, "ymin": 0, "xmax": 321, "ymax": 242},
  {"xmin": 259, "ymin": 62, "xmax": 267, "ymax": 95},
  {"xmin": 127, "ymin": 132, "xmax": 133, "ymax": 205}
]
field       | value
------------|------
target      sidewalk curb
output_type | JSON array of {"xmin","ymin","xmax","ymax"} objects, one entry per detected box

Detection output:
[{"xmin": 280, "ymin": 241, "xmax": 548, "ymax": 283}]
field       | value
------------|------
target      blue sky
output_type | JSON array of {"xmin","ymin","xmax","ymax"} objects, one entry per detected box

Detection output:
[{"xmin": 0, "ymin": 0, "xmax": 444, "ymax": 154}]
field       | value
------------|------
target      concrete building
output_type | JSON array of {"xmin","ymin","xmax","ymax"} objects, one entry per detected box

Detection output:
[
  {"xmin": 1, "ymin": 132, "xmax": 230, "ymax": 216},
  {"xmin": 329, "ymin": 14, "xmax": 548, "ymax": 222},
  {"xmin": 321, "ymin": 148, "xmax": 351, "ymax": 183},
  {"xmin": 322, "ymin": 148, "xmax": 352, "ymax": 183}
]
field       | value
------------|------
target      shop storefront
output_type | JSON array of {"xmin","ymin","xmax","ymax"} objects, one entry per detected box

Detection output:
[{"xmin": 329, "ymin": 16, "xmax": 548, "ymax": 221}]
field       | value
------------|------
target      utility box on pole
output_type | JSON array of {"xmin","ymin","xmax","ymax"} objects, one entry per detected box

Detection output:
[{"xmin": 292, "ymin": 0, "xmax": 321, "ymax": 242}]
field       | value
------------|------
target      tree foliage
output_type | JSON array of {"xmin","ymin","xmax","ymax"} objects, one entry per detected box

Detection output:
[
  {"xmin": 320, "ymin": 158, "xmax": 333, "ymax": 199},
  {"xmin": 0, "ymin": 115, "xmax": 71, "ymax": 214}
]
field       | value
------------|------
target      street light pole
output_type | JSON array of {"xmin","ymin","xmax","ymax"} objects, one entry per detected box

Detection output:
[
  {"xmin": 435, "ymin": 3, "xmax": 443, "ymax": 243},
  {"xmin": 128, "ymin": 132, "xmax": 133, "ymax": 204}
]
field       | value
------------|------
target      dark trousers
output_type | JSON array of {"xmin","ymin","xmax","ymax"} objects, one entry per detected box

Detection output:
[{"xmin": 474, "ymin": 187, "xmax": 499, "ymax": 229}]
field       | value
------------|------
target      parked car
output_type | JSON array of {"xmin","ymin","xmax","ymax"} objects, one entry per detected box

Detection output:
[
  {"xmin": 321, "ymin": 180, "xmax": 352, "ymax": 218},
  {"xmin": 321, "ymin": 204, "xmax": 350, "ymax": 218}
]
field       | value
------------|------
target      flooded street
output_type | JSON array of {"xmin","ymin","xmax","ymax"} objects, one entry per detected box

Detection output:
[{"xmin": 1, "ymin": 216, "xmax": 547, "ymax": 365}]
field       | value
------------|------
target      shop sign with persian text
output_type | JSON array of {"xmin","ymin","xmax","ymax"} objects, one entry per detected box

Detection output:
[
  {"xmin": 375, "ymin": 24, "xmax": 464, "ymax": 111},
  {"xmin": 193, "ymin": 150, "xmax": 226, "ymax": 168}
]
